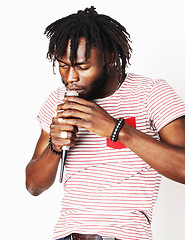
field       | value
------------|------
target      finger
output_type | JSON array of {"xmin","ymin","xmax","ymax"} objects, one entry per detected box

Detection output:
[
  {"xmin": 57, "ymin": 118, "xmax": 63, "ymax": 123},
  {"xmin": 50, "ymin": 131, "xmax": 77, "ymax": 142},
  {"xmin": 63, "ymin": 96, "xmax": 94, "ymax": 107},
  {"xmin": 51, "ymin": 118, "xmax": 79, "ymax": 133},
  {"xmin": 58, "ymin": 109, "xmax": 91, "ymax": 121},
  {"xmin": 59, "ymin": 101, "xmax": 92, "ymax": 114},
  {"xmin": 59, "ymin": 131, "xmax": 77, "ymax": 140},
  {"xmin": 62, "ymin": 118, "xmax": 91, "ymax": 129},
  {"xmin": 50, "ymin": 137, "xmax": 76, "ymax": 148}
]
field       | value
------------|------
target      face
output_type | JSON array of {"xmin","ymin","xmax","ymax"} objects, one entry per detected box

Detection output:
[{"xmin": 57, "ymin": 38, "xmax": 108, "ymax": 100}]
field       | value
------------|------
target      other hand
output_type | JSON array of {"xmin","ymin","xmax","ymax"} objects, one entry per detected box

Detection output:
[{"xmin": 57, "ymin": 96, "xmax": 117, "ymax": 138}]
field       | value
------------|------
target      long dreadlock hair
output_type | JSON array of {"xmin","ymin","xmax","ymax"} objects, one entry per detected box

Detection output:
[{"xmin": 44, "ymin": 6, "xmax": 132, "ymax": 83}]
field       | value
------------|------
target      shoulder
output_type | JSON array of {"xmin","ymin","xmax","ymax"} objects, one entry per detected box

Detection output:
[
  {"xmin": 126, "ymin": 73, "xmax": 166, "ymax": 87},
  {"xmin": 122, "ymin": 73, "xmax": 168, "ymax": 97},
  {"xmin": 42, "ymin": 86, "xmax": 66, "ymax": 106},
  {"xmin": 37, "ymin": 86, "xmax": 66, "ymax": 133}
]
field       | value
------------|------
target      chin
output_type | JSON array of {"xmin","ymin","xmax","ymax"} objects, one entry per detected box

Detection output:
[{"xmin": 78, "ymin": 89, "xmax": 92, "ymax": 100}]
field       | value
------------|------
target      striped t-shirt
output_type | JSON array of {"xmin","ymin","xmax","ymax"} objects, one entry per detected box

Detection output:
[{"xmin": 38, "ymin": 73, "xmax": 185, "ymax": 240}]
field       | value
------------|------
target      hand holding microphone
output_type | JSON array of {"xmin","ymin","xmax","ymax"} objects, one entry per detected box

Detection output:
[
  {"xmin": 59, "ymin": 90, "xmax": 79, "ymax": 182},
  {"xmin": 54, "ymin": 89, "xmax": 115, "ymax": 182}
]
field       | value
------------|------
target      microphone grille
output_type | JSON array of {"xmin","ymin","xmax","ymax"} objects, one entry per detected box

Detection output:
[{"xmin": 65, "ymin": 91, "xmax": 79, "ymax": 97}]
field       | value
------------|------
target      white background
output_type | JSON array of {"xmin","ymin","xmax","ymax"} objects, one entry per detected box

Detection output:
[{"xmin": 1, "ymin": 0, "xmax": 185, "ymax": 239}]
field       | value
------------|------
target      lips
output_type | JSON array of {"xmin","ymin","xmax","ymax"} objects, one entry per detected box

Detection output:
[
  {"xmin": 66, "ymin": 86, "xmax": 83, "ymax": 90},
  {"xmin": 66, "ymin": 87, "xmax": 84, "ymax": 94}
]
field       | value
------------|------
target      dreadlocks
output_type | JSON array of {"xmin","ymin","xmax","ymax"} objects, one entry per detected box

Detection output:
[{"xmin": 44, "ymin": 6, "xmax": 132, "ymax": 83}]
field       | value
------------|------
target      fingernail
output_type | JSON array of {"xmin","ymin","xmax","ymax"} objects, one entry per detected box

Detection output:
[{"xmin": 58, "ymin": 118, "xmax": 63, "ymax": 123}]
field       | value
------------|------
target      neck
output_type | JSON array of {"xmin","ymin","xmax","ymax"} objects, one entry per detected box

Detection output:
[{"xmin": 100, "ymin": 67, "xmax": 126, "ymax": 98}]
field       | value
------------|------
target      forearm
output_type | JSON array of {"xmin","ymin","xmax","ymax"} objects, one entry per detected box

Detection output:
[
  {"xmin": 26, "ymin": 145, "xmax": 60, "ymax": 196},
  {"xmin": 119, "ymin": 123, "xmax": 185, "ymax": 184}
]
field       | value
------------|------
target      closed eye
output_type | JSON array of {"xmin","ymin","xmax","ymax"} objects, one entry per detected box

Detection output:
[
  {"xmin": 59, "ymin": 64, "xmax": 69, "ymax": 69},
  {"xmin": 76, "ymin": 65, "xmax": 90, "ymax": 70}
]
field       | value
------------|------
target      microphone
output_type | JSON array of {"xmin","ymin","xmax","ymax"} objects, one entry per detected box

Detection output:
[{"xmin": 59, "ymin": 90, "xmax": 79, "ymax": 183}]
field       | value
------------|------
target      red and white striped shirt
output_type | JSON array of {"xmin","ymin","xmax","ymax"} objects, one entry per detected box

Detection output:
[{"xmin": 38, "ymin": 73, "xmax": 185, "ymax": 240}]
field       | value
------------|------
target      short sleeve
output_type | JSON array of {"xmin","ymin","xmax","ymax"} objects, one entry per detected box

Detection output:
[
  {"xmin": 147, "ymin": 80, "xmax": 185, "ymax": 132},
  {"xmin": 37, "ymin": 87, "xmax": 65, "ymax": 133}
]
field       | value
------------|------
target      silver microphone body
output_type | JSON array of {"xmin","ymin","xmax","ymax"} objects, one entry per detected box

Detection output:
[{"xmin": 59, "ymin": 90, "xmax": 79, "ymax": 182}]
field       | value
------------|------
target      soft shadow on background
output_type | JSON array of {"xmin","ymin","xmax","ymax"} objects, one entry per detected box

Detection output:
[{"xmin": 1, "ymin": 1, "xmax": 185, "ymax": 239}]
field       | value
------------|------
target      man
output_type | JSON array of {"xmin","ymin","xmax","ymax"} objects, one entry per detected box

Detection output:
[{"xmin": 26, "ymin": 6, "xmax": 185, "ymax": 240}]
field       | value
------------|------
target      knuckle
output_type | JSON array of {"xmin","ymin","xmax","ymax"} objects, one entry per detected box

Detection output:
[
  {"xmin": 88, "ymin": 121, "xmax": 94, "ymax": 129},
  {"xmin": 70, "ymin": 102, "xmax": 74, "ymax": 107},
  {"xmin": 90, "ymin": 102, "xmax": 96, "ymax": 108},
  {"xmin": 73, "ymin": 119, "xmax": 80, "ymax": 125},
  {"xmin": 87, "ymin": 113, "xmax": 93, "ymax": 121},
  {"xmin": 65, "ymin": 109, "xmax": 74, "ymax": 116},
  {"xmin": 67, "ymin": 132, "xmax": 72, "ymax": 139},
  {"xmin": 71, "ymin": 109, "xmax": 75, "ymax": 115},
  {"xmin": 65, "ymin": 139, "xmax": 72, "ymax": 146},
  {"xmin": 67, "ymin": 125, "xmax": 74, "ymax": 131},
  {"xmin": 75, "ymin": 96, "xmax": 80, "ymax": 101},
  {"xmin": 69, "ymin": 139, "xmax": 76, "ymax": 146},
  {"xmin": 88, "ymin": 107, "xmax": 94, "ymax": 114}
]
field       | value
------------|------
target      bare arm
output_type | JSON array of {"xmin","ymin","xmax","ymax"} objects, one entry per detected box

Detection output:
[
  {"xmin": 118, "ymin": 117, "xmax": 185, "ymax": 183},
  {"xmin": 25, "ymin": 130, "xmax": 60, "ymax": 196},
  {"xmin": 26, "ymin": 96, "xmax": 185, "ymax": 196},
  {"xmin": 26, "ymin": 117, "xmax": 78, "ymax": 196}
]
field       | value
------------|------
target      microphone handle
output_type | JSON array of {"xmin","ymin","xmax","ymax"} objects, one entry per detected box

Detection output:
[
  {"xmin": 59, "ymin": 91, "xmax": 79, "ymax": 183},
  {"xmin": 59, "ymin": 146, "xmax": 69, "ymax": 183}
]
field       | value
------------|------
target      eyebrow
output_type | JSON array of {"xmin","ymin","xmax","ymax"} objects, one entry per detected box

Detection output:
[{"xmin": 56, "ymin": 58, "xmax": 89, "ymax": 66}]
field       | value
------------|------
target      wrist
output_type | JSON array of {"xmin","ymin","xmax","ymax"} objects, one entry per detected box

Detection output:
[
  {"xmin": 110, "ymin": 118, "xmax": 125, "ymax": 142},
  {"xmin": 118, "ymin": 123, "xmax": 133, "ymax": 144},
  {"xmin": 49, "ymin": 137, "xmax": 62, "ymax": 155}
]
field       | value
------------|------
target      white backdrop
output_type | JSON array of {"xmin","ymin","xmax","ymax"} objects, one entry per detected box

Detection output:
[{"xmin": 1, "ymin": 0, "xmax": 185, "ymax": 239}]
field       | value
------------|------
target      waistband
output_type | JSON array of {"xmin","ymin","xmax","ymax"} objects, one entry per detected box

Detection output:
[
  {"xmin": 58, "ymin": 233, "xmax": 116, "ymax": 240},
  {"xmin": 73, "ymin": 233, "xmax": 115, "ymax": 240}
]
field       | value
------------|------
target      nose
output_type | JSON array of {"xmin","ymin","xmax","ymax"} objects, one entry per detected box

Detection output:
[{"xmin": 67, "ymin": 66, "xmax": 79, "ymax": 83}]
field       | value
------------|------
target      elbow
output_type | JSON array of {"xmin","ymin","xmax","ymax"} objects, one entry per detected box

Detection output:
[
  {"xmin": 26, "ymin": 186, "xmax": 42, "ymax": 196},
  {"xmin": 25, "ymin": 165, "xmax": 44, "ymax": 196},
  {"xmin": 25, "ymin": 164, "xmax": 55, "ymax": 196},
  {"xmin": 26, "ymin": 180, "xmax": 43, "ymax": 196},
  {"xmin": 181, "ymin": 164, "xmax": 185, "ymax": 184},
  {"xmin": 179, "ymin": 172, "xmax": 185, "ymax": 185},
  {"xmin": 169, "ymin": 166, "xmax": 185, "ymax": 185},
  {"xmin": 176, "ymin": 161, "xmax": 185, "ymax": 184}
]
